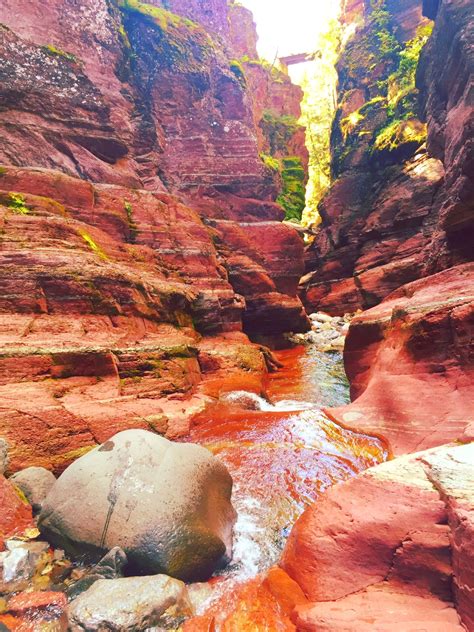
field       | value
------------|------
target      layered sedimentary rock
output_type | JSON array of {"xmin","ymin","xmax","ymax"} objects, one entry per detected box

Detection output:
[
  {"xmin": 0, "ymin": 0, "xmax": 309, "ymax": 342},
  {"xmin": 281, "ymin": 443, "xmax": 473, "ymax": 631},
  {"xmin": 0, "ymin": 165, "xmax": 275, "ymax": 472},
  {"xmin": 0, "ymin": 0, "xmax": 310, "ymax": 471},
  {"xmin": 301, "ymin": 0, "xmax": 473, "ymax": 314}
]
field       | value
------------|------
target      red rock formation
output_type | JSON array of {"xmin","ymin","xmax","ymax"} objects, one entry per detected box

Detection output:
[
  {"xmin": 0, "ymin": 476, "xmax": 34, "ymax": 548},
  {"xmin": 281, "ymin": 443, "xmax": 472, "ymax": 631},
  {"xmin": 0, "ymin": 0, "xmax": 311, "ymax": 470},
  {"xmin": 0, "ymin": 0, "xmax": 309, "ymax": 343},
  {"xmin": 301, "ymin": 0, "xmax": 472, "ymax": 315},
  {"xmin": 325, "ymin": 264, "xmax": 474, "ymax": 455},
  {"xmin": 0, "ymin": 166, "xmax": 270, "ymax": 472}
]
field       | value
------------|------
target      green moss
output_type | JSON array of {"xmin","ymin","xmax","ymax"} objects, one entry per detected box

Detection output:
[
  {"xmin": 5, "ymin": 193, "xmax": 30, "ymax": 215},
  {"xmin": 229, "ymin": 59, "xmax": 246, "ymax": 87},
  {"xmin": 117, "ymin": 0, "xmax": 213, "ymax": 73},
  {"xmin": 79, "ymin": 230, "xmax": 109, "ymax": 261},
  {"xmin": 387, "ymin": 22, "xmax": 434, "ymax": 113},
  {"xmin": 260, "ymin": 111, "xmax": 301, "ymax": 155},
  {"xmin": 118, "ymin": 0, "xmax": 195, "ymax": 30},
  {"xmin": 42, "ymin": 44, "xmax": 78, "ymax": 63},
  {"xmin": 373, "ymin": 118, "xmax": 427, "ymax": 153},
  {"xmin": 260, "ymin": 153, "xmax": 280, "ymax": 172},
  {"xmin": 0, "ymin": 167, "xmax": 7, "ymax": 176},
  {"xmin": 277, "ymin": 157, "xmax": 306, "ymax": 222}
]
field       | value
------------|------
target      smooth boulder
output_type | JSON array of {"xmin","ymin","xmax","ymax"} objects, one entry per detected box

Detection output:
[
  {"xmin": 10, "ymin": 467, "xmax": 56, "ymax": 514},
  {"xmin": 38, "ymin": 430, "xmax": 236, "ymax": 581}
]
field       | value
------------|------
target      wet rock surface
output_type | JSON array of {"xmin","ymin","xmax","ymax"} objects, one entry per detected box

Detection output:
[
  {"xmin": 68, "ymin": 575, "xmax": 191, "ymax": 631},
  {"xmin": 39, "ymin": 429, "xmax": 237, "ymax": 582}
]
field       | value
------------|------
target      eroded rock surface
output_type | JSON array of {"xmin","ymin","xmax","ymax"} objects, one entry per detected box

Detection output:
[
  {"xmin": 326, "ymin": 264, "xmax": 474, "ymax": 455},
  {"xmin": 281, "ymin": 443, "xmax": 473, "ymax": 631},
  {"xmin": 301, "ymin": 0, "xmax": 473, "ymax": 314}
]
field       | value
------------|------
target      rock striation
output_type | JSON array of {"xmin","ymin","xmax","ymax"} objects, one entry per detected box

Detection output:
[
  {"xmin": 301, "ymin": 0, "xmax": 473, "ymax": 315},
  {"xmin": 0, "ymin": 0, "xmax": 310, "ymax": 471}
]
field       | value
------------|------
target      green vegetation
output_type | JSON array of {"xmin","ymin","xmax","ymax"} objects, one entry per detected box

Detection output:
[
  {"xmin": 117, "ymin": 0, "xmax": 197, "ymax": 30},
  {"xmin": 387, "ymin": 23, "xmax": 434, "ymax": 114},
  {"xmin": 117, "ymin": 0, "xmax": 214, "ymax": 73},
  {"xmin": 299, "ymin": 18, "xmax": 342, "ymax": 226},
  {"xmin": 229, "ymin": 59, "xmax": 246, "ymax": 87},
  {"xmin": 124, "ymin": 200, "xmax": 137, "ymax": 243},
  {"xmin": 79, "ymin": 231, "xmax": 109, "ymax": 261},
  {"xmin": 277, "ymin": 157, "xmax": 307, "ymax": 222},
  {"xmin": 260, "ymin": 153, "xmax": 280, "ymax": 172},
  {"xmin": 42, "ymin": 44, "xmax": 78, "ymax": 63},
  {"xmin": 6, "ymin": 193, "xmax": 30, "ymax": 215},
  {"xmin": 260, "ymin": 111, "xmax": 301, "ymax": 155},
  {"xmin": 373, "ymin": 118, "xmax": 427, "ymax": 153}
]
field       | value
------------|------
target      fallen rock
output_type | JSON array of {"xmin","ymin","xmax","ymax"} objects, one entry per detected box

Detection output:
[
  {"xmin": 67, "ymin": 547, "xmax": 127, "ymax": 600},
  {"xmin": 280, "ymin": 443, "xmax": 473, "ymax": 631},
  {"xmin": 39, "ymin": 430, "xmax": 236, "ymax": 582},
  {"xmin": 67, "ymin": 575, "xmax": 191, "ymax": 631},
  {"xmin": 10, "ymin": 467, "xmax": 56, "ymax": 514}
]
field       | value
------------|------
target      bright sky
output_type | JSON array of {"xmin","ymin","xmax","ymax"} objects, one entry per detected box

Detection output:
[{"xmin": 239, "ymin": 0, "xmax": 341, "ymax": 61}]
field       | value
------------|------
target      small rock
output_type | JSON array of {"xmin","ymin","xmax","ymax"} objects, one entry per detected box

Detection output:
[
  {"xmin": 11, "ymin": 467, "xmax": 56, "ymax": 514},
  {"xmin": 67, "ymin": 575, "xmax": 192, "ymax": 631},
  {"xmin": 0, "ymin": 541, "xmax": 50, "ymax": 590},
  {"xmin": 8, "ymin": 590, "xmax": 67, "ymax": 613},
  {"xmin": 0, "ymin": 440, "xmax": 8, "ymax": 476},
  {"xmin": 311, "ymin": 312, "xmax": 333, "ymax": 324},
  {"xmin": 67, "ymin": 547, "xmax": 127, "ymax": 600}
]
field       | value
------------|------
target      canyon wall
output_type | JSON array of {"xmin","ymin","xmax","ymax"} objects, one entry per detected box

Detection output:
[
  {"xmin": 0, "ymin": 0, "xmax": 309, "ymax": 471},
  {"xmin": 301, "ymin": 0, "xmax": 473, "ymax": 315}
]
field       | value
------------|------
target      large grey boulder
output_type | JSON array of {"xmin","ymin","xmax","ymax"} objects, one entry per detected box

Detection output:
[
  {"xmin": 67, "ymin": 575, "xmax": 191, "ymax": 631},
  {"xmin": 39, "ymin": 430, "xmax": 236, "ymax": 581},
  {"xmin": 10, "ymin": 466, "xmax": 56, "ymax": 514}
]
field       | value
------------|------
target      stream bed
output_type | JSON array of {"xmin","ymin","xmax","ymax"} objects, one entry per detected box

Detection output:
[{"xmin": 186, "ymin": 345, "xmax": 388, "ymax": 605}]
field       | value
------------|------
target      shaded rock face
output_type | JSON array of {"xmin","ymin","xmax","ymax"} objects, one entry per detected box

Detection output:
[
  {"xmin": 39, "ymin": 429, "xmax": 237, "ymax": 582},
  {"xmin": 281, "ymin": 443, "xmax": 473, "ymax": 631},
  {"xmin": 301, "ymin": 0, "xmax": 473, "ymax": 315}
]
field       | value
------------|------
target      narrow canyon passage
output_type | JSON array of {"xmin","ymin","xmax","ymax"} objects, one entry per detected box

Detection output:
[{"xmin": 0, "ymin": 0, "xmax": 472, "ymax": 629}]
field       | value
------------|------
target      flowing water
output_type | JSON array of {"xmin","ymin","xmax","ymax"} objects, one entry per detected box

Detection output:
[{"xmin": 187, "ymin": 346, "xmax": 388, "ymax": 594}]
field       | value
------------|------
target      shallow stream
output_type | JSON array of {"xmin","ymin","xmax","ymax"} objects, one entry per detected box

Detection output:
[{"xmin": 187, "ymin": 346, "xmax": 388, "ymax": 596}]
